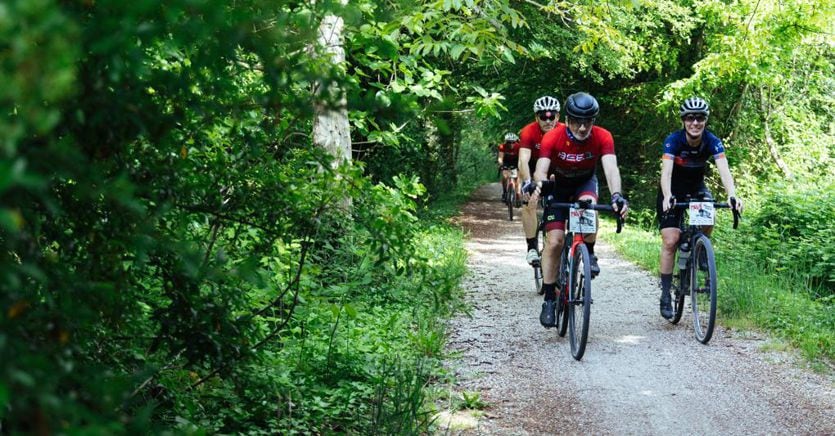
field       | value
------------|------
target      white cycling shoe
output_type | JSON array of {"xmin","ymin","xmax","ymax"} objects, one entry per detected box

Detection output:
[{"xmin": 526, "ymin": 249, "xmax": 540, "ymax": 265}]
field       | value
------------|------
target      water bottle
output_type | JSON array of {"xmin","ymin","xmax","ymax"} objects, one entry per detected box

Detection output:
[{"xmin": 678, "ymin": 241, "xmax": 691, "ymax": 270}]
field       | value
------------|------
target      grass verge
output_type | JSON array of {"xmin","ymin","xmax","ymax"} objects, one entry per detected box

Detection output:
[{"xmin": 602, "ymin": 218, "xmax": 834, "ymax": 366}]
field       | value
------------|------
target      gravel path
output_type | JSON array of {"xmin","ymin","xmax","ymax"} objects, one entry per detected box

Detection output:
[{"xmin": 439, "ymin": 183, "xmax": 834, "ymax": 435}]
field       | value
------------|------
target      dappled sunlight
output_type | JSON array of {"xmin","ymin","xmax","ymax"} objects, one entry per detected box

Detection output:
[{"xmin": 615, "ymin": 335, "xmax": 645, "ymax": 345}]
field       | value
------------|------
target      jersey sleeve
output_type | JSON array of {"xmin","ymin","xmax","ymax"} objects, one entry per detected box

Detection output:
[
  {"xmin": 709, "ymin": 134, "xmax": 726, "ymax": 160},
  {"xmin": 598, "ymin": 128, "xmax": 615, "ymax": 156},
  {"xmin": 518, "ymin": 124, "xmax": 536, "ymax": 150},
  {"xmin": 661, "ymin": 133, "xmax": 677, "ymax": 160}
]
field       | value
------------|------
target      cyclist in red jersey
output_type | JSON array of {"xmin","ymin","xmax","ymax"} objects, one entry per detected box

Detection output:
[
  {"xmin": 498, "ymin": 132, "xmax": 520, "ymax": 202},
  {"xmin": 518, "ymin": 96, "xmax": 563, "ymax": 265},
  {"xmin": 526, "ymin": 92, "xmax": 629, "ymax": 327}
]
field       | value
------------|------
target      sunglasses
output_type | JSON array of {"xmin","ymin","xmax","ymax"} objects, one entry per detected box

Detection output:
[
  {"xmin": 537, "ymin": 112, "xmax": 557, "ymax": 121},
  {"xmin": 683, "ymin": 114, "xmax": 707, "ymax": 123},
  {"xmin": 567, "ymin": 116, "xmax": 595, "ymax": 127}
]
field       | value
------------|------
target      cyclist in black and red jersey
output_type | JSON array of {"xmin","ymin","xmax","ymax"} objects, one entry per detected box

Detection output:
[
  {"xmin": 498, "ymin": 132, "xmax": 520, "ymax": 202},
  {"xmin": 525, "ymin": 92, "xmax": 629, "ymax": 327},
  {"xmin": 518, "ymin": 96, "xmax": 563, "ymax": 266},
  {"xmin": 657, "ymin": 97, "xmax": 744, "ymax": 319}
]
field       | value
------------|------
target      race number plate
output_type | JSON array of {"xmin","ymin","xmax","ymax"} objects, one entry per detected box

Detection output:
[
  {"xmin": 510, "ymin": 168, "xmax": 518, "ymax": 179},
  {"xmin": 569, "ymin": 208, "xmax": 597, "ymax": 233},
  {"xmin": 689, "ymin": 202, "xmax": 715, "ymax": 225}
]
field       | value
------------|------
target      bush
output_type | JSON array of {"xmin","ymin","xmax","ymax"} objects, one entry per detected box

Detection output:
[{"xmin": 742, "ymin": 181, "xmax": 835, "ymax": 297}]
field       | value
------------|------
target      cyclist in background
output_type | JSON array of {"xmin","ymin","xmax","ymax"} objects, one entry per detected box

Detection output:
[
  {"xmin": 526, "ymin": 92, "xmax": 628, "ymax": 327},
  {"xmin": 498, "ymin": 132, "xmax": 520, "ymax": 202},
  {"xmin": 518, "ymin": 96, "xmax": 562, "ymax": 265},
  {"xmin": 657, "ymin": 97, "xmax": 743, "ymax": 319}
]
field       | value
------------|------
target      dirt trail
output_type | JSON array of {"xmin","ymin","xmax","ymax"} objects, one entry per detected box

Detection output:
[{"xmin": 439, "ymin": 183, "xmax": 834, "ymax": 435}]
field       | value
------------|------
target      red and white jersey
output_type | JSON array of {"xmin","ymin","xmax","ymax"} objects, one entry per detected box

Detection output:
[{"xmin": 540, "ymin": 125, "xmax": 615, "ymax": 181}]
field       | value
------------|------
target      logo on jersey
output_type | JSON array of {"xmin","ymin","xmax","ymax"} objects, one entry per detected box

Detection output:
[{"xmin": 557, "ymin": 151, "xmax": 593, "ymax": 162}]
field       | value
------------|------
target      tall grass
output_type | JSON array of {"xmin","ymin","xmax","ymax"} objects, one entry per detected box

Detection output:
[{"xmin": 603, "ymin": 219, "xmax": 834, "ymax": 363}]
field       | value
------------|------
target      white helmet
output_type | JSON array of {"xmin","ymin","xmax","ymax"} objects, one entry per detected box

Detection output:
[
  {"xmin": 504, "ymin": 132, "xmax": 519, "ymax": 142},
  {"xmin": 680, "ymin": 97, "xmax": 710, "ymax": 117},
  {"xmin": 533, "ymin": 96, "xmax": 560, "ymax": 113}
]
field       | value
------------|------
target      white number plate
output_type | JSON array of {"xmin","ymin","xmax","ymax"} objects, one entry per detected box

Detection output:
[
  {"xmin": 689, "ymin": 202, "xmax": 715, "ymax": 225},
  {"xmin": 510, "ymin": 168, "xmax": 518, "ymax": 179},
  {"xmin": 569, "ymin": 208, "xmax": 597, "ymax": 233}
]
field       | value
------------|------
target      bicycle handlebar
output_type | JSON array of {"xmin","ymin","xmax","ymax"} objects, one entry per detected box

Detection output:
[
  {"xmin": 667, "ymin": 197, "xmax": 741, "ymax": 229},
  {"xmin": 545, "ymin": 199, "xmax": 625, "ymax": 234}
]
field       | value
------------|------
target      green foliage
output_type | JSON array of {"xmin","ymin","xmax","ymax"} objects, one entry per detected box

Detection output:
[{"xmin": 739, "ymin": 182, "xmax": 835, "ymax": 296}]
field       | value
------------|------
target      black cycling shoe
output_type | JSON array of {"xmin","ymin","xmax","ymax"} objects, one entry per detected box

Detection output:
[
  {"xmin": 590, "ymin": 255, "xmax": 601, "ymax": 277},
  {"xmin": 660, "ymin": 291, "xmax": 673, "ymax": 319},
  {"xmin": 540, "ymin": 300, "xmax": 557, "ymax": 327}
]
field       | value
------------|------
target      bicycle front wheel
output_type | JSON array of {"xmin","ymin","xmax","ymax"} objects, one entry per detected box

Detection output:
[
  {"xmin": 557, "ymin": 248, "xmax": 569, "ymax": 337},
  {"xmin": 691, "ymin": 236, "xmax": 717, "ymax": 344},
  {"xmin": 568, "ymin": 243, "xmax": 592, "ymax": 360},
  {"xmin": 507, "ymin": 189, "xmax": 515, "ymax": 221},
  {"xmin": 533, "ymin": 263, "xmax": 543, "ymax": 295}
]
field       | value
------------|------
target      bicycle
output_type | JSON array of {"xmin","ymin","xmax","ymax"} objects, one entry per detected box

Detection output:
[
  {"xmin": 501, "ymin": 165, "xmax": 521, "ymax": 221},
  {"xmin": 544, "ymin": 198, "xmax": 624, "ymax": 360},
  {"xmin": 664, "ymin": 195, "xmax": 740, "ymax": 344}
]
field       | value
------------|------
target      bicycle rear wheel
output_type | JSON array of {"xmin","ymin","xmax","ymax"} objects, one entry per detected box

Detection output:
[
  {"xmin": 669, "ymin": 265, "xmax": 687, "ymax": 325},
  {"xmin": 507, "ymin": 189, "xmax": 515, "ymax": 221},
  {"xmin": 568, "ymin": 243, "xmax": 592, "ymax": 360},
  {"xmin": 691, "ymin": 235, "xmax": 717, "ymax": 344}
]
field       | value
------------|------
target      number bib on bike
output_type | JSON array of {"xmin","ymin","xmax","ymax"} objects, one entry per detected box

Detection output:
[
  {"xmin": 569, "ymin": 208, "xmax": 597, "ymax": 234},
  {"xmin": 688, "ymin": 202, "xmax": 715, "ymax": 225},
  {"xmin": 510, "ymin": 168, "xmax": 518, "ymax": 179}
]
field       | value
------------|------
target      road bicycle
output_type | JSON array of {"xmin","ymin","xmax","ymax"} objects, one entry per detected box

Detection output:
[
  {"xmin": 501, "ymin": 166, "xmax": 521, "ymax": 221},
  {"xmin": 545, "ymin": 198, "xmax": 624, "ymax": 360},
  {"xmin": 665, "ymin": 195, "xmax": 740, "ymax": 344}
]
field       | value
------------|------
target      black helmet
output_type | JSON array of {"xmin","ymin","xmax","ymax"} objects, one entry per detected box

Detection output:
[
  {"xmin": 565, "ymin": 92, "xmax": 599, "ymax": 119},
  {"xmin": 679, "ymin": 97, "xmax": 710, "ymax": 117}
]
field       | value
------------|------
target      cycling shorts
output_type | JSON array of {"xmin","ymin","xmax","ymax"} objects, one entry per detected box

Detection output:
[{"xmin": 542, "ymin": 174, "xmax": 599, "ymax": 232}]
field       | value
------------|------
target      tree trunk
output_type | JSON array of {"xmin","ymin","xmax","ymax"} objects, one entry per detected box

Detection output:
[
  {"xmin": 758, "ymin": 87, "xmax": 793, "ymax": 179},
  {"xmin": 313, "ymin": 8, "xmax": 351, "ymax": 167}
]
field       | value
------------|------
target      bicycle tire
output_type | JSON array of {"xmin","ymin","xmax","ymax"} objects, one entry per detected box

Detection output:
[
  {"xmin": 507, "ymin": 189, "xmax": 515, "ymax": 221},
  {"xmin": 669, "ymin": 266, "xmax": 687, "ymax": 324},
  {"xmin": 690, "ymin": 235, "xmax": 717, "ymax": 344},
  {"xmin": 568, "ymin": 243, "xmax": 592, "ymax": 360},
  {"xmin": 557, "ymin": 248, "xmax": 569, "ymax": 337}
]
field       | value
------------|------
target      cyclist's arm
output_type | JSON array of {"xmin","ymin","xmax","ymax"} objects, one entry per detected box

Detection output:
[
  {"xmin": 498, "ymin": 150, "xmax": 504, "ymax": 166},
  {"xmin": 714, "ymin": 156, "xmax": 736, "ymax": 199},
  {"xmin": 601, "ymin": 154, "xmax": 623, "ymax": 196},
  {"xmin": 534, "ymin": 156, "xmax": 550, "ymax": 183},
  {"xmin": 519, "ymin": 148, "xmax": 532, "ymax": 180},
  {"xmin": 660, "ymin": 158, "xmax": 674, "ymax": 204},
  {"xmin": 714, "ymin": 156, "xmax": 743, "ymax": 211}
]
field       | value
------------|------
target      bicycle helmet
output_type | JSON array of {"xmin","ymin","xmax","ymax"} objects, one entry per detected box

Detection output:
[
  {"xmin": 533, "ymin": 96, "xmax": 560, "ymax": 113},
  {"xmin": 504, "ymin": 132, "xmax": 519, "ymax": 142},
  {"xmin": 565, "ymin": 92, "xmax": 599, "ymax": 119},
  {"xmin": 680, "ymin": 97, "xmax": 710, "ymax": 117}
]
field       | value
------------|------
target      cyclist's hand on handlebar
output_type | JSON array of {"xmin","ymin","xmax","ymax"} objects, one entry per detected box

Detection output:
[
  {"xmin": 662, "ymin": 195, "xmax": 675, "ymax": 212},
  {"xmin": 611, "ymin": 192, "xmax": 629, "ymax": 218},
  {"xmin": 729, "ymin": 196, "xmax": 743, "ymax": 214}
]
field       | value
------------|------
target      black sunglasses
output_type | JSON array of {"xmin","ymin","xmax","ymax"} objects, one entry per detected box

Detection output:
[
  {"xmin": 683, "ymin": 114, "xmax": 707, "ymax": 123},
  {"xmin": 537, "ymin": 112, "xmax": 557, "ymax": 121}
]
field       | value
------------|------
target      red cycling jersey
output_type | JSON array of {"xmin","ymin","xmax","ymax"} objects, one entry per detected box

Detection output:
[
  {"xmin": 498, "ymin": 141, "xmax": 520, "ymax": 156},
  {"xmin": 518, "ymin": 121, "xmax": 547, "ymax": 161},
  {"xmin": 540, "ymin": 125, "xmax": 615, "ymax": 181}
]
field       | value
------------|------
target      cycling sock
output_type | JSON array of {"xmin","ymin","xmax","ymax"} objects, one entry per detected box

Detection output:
[
  {"xmin": 542, "ymin": 283, "xmax": 557, "ymax": 300},
  {"xmin": 586, "ymin": 242, "xmax": 595, "ymax": 255},
  {"xmin": 526, "ymin": 238, "xmax": 538, "ymax": 251},
  {"xmin": 660, "ymin": 273, "xmax": 673, "ymax": 293}
]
